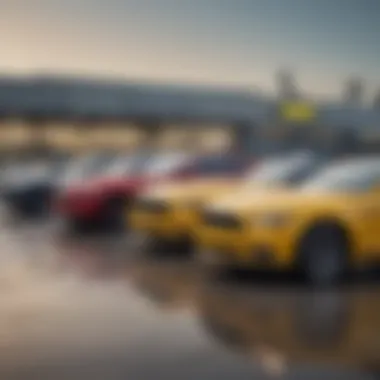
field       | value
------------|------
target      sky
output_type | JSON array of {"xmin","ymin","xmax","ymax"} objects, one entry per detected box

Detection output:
[{"xmin": 1, "ymin": 0, "xmax": 379, "ymax": 99}]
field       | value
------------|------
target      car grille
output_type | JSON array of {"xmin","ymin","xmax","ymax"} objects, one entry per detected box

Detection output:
[
  {"xmin": 135, "ymin": 199, "xmax": 169, "ymax": 214},
  {"xmin": 202, "ymin": 210, "xmax": 242, "ymax": 229}
]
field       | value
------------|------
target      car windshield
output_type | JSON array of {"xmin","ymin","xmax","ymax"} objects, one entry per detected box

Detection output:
[
  {"xmin": 195, "ymin": 155, "xmax": 245, "ymax": 175},
  {"xmin": 301, "ymin": 159, "xmax": 380, "ymax": 192},
  {"xmin": 1, "ymin": 161, "xmax": 53, "ymax": 183},
  {"xmin": 103, "ymin": 155, "xmax": 146, "ymax": 177},
  {"xmin": 61, "ymin": 154, "xmax": 114, "ymax": 183},
  {"xmin": 245, "ymin": 153, "xmax": 317, "ymax": 185},
  {"xmin": 143, "ymin": 153, "xmax": 193, "ymax": 176}
]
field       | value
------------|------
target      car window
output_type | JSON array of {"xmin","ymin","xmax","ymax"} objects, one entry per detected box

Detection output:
[
  {"xmin": 103, "ymin": 154, "xmax": 152, "ymax": 177},
  {"xmin": 103, "ymin": 155, "xmax": 138, "ymax": 177},
  {"xmin": 61, "ymin": 154, "xmax": 114, "ymax": 183},
  {"xmin": 143, "ymin": 153, "xmax": 193, "ymax": 176},
  {"xmin": 61, "ymin": 156, "xmax": 94, "ymax": 182},
  {"xmin": 2, "ymin": 161, "xmax": 52, "ymax": 183},
  {"xmin": 196, "ymin": 156, "xmax": 245, "ymax": 175},
  {"xmin": 301, "ymin": 160, "xmax": 380, "ymax": 192},
  {"xmin": 245, "ymin": 153, "xmax": 317, "ymax": 186}
]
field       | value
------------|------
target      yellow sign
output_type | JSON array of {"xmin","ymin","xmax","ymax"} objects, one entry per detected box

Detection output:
[{"xmin": 280, "ymin": 102, "xmax": 316, "ymax": 122}]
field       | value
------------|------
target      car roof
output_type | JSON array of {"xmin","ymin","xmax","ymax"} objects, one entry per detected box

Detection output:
[
  {"xmin": 331, "ymin": 155, "xmax": 380, "ymax": 167},
  {"xmin": 260, "ymin": 150, "xmax": 320, "ymax": 163}
]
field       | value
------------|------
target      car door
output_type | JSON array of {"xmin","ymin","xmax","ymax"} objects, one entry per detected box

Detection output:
[
  {"xmin": 358, "ymin": 183, "xmax": 380, "ymax": 260},
  {"xmin": 196, "ymin": 155, "xmax": 250, "ymax": 179}
]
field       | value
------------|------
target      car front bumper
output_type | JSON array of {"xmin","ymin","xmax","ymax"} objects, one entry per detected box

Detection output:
[
  {"xmin": 55, "ymin": 193, "xmax": 103, "ymax": 220},
  {"xmin": 196, "ymin": 225, "xmax": 294, "ymax": 269},
  {"xmin": 129, "ymin": 206, "xmax": 199, "ymax": 242},
  {"xmin": 2, "ymin": 185, "xmax": 54, "ymax": 216}
]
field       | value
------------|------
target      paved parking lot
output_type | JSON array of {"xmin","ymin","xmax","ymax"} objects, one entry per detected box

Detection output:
[{"xmin": 0, "ymin": 217, "xmax": 375, "ymax": 380}]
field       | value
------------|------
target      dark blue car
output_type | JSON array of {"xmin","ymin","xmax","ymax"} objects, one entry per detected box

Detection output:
[{"xmin": 1, "ymin": 152, "xmax": 115, "ymax": 219}]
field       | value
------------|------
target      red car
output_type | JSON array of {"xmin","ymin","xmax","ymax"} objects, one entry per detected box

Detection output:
[{"xmin": 55, "ymin": 152, "xmax": 250, "ymax": 233}]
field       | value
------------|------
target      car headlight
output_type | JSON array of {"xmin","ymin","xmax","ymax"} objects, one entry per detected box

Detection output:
[{"xmin": 256, "ymin": 213, "xmax": 290, "ymax": 228}]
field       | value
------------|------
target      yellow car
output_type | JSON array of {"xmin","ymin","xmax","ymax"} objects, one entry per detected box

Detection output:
[
  {"xmin": 130, "ymin": 177, "xmax": 240, "ymax": 252},
  {"xmin": 196, "ymin": 156, "xmax": 380, "ymax": 286},
  {"xmin": 129, "ymin": 151, "xmax": 322, "ymax": 253}
]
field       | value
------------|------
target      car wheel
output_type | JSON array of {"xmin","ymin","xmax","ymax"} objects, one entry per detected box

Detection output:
[
  {"xmin": 299, "ymin": 225, "xmax": 349, "ymax": 288},
  {"xmin": 39, "ymin": 189, "xmax": 54, "ymax": 217},
  {"xmin": 29, "ymin": 195, "xmax": 50, "ymax": 218},
  {"xmin": 150, "ymin": 237, "xmax": 169, "ymax": 255},
  {"xmin": 104, "ymin": 197, "xmax": 128, "ymax": 232},
  {"xmin": 62, "ymin": 217, "xmax": 93, "ymax": 236}
]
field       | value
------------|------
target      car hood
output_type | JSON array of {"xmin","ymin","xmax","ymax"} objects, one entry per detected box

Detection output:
[
  {"xmin": 64, "ymin": 175, "xmax": 148, "ymax": 195},
  {"xmin": 1, "ymin": 167, "xmax": 54, "ymax": 190},
  {"xmin": 140, "ymin": 178, "xmax": 242, "ymax": 204},
  {"xmin": 207, "ymin": 188, "xmax": 358, "ymax": 215}
]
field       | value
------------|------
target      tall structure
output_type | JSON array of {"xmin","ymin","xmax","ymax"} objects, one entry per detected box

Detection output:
[{"xmin": 343, "ymin": 76, "xmax": 365, "ymax": 106}]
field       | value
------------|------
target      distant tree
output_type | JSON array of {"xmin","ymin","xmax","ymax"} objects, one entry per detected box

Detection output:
[
  {"xmin": 343, "ymin": 76, "xmax": 365, "ymax": 106},
  {"xmin": 276, "ymin": 68, "xmax": 299, "ymax": 101}
]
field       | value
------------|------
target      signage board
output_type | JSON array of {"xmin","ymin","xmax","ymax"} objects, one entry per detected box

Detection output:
[{"xmin": 280, "ymin": 102, "xmax": 317, "ymax": 123}]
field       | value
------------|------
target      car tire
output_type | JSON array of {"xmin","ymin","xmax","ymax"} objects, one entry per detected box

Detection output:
[
  {"xmin": 299, "ymin": 224, "xmax": 349, "ymax": 288},
  {"xmin": 62, "ymin": 217, "xmax": 94, "ymax": 236},
  {"xmin": 29, "ymin": 194, "xmax": 51, "ymax": 218},
  {"xmin": 103, "ymin": 197, "xmax": 128, "ymax": 232},
  {"xmin": 201, "ymin": 263, "xmax": 226, "ymax": 282},
  {"xmin": 139, "ymin": 235, "xmax": 164, "ymax": 255}
]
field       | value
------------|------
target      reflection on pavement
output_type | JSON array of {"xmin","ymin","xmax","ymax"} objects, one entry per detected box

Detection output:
[
  {"xmin": 130, "ymin": 256, "xmax": 201, "ymax": 310},
  {"xmin": 58, "ymin": 237, "xmax": 380, "ymax": 377},
  {"xmin": 56, "ymin": 235, "xmax": 380, "ymax": 378},
  {"xmin": 55, "ymin": 238, "xmax": 133, "ymax": 280},
  {"xmin": 0, "ymin": 223, "xmax": 377, "ymax": 379},
  {"xmin": 197, "ymin": 278, "xmax": 380, "ymax": 376}
]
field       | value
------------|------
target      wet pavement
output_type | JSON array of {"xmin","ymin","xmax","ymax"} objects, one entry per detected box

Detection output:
[{"xmin": 0, "ymin": 217, "xmax": 378, "ymax": 379}]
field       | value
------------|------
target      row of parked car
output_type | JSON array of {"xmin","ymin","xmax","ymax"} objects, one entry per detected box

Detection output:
[{"xmin": 1, "ymin": 149, "xmax": 380, "ymax": 287}]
